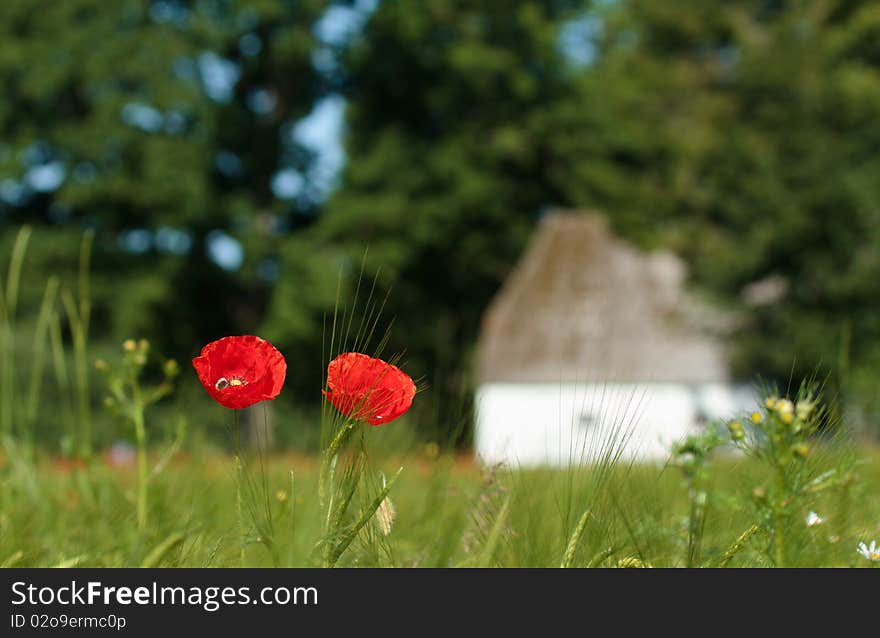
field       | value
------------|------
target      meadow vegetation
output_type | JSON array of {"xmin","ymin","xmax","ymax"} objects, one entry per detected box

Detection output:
[
  {"xmin": 2, "ymin": 440, "xmax": 878, "ymax": 568},
  {"xmin": 1, "ymin": 226, "xmax": 878, "ymax": 569}
]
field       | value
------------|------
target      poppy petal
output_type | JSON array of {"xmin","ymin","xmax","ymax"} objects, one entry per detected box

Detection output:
[
  {"xmin": 193, "ymin": 335, "xmax": 286, "ymax": 409},
  {"xmin": 324, "ymin": 352, "xmax": 415, "ymax": 425}
]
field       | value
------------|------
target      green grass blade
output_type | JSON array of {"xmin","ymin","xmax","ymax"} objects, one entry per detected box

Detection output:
[
  {"xmin": 717, "ymin": 525, "xmax": 761, "ymax": 568},
  {"xmin": 5, "ymin": 226, "xmax": 31, "ymax": 317},
  {"xmin": 478, "ymin": 495, "xmax": 511, "ymax": 568},
  {"xmin": 327, "ymin": 466, "xmax": 403, "ymax": 567},
  {"xmin": 26, "ymin": 277, "xmax": 59, "ymax": 434},
  {"xmin": 141, "ymin": 533, "xmax": 185, "ymax": 568},
  {"xmin": 51, "ymin": 554, "xmax": 88, "ymax": 568},
  {"xmin": 560, "ymin": 508, "xmax": 591, "ymax": 568}
]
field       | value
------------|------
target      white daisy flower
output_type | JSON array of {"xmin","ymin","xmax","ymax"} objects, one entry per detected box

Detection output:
[
  {"xmin": 805, "ymin": 511, "xmax": 824, "ymax": 527},
  {"xmin": 857, "ymin": 541, "xmax": 880, "ymax": 561}
]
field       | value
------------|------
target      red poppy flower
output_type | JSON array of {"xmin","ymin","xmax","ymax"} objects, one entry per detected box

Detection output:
[
  {"xmin": 323, "ymin": 353, "xmax": 416, "ymax": 425},
  {"xmin": 193, "ymin": 335, "xmax": 286, "ymax": 410}
]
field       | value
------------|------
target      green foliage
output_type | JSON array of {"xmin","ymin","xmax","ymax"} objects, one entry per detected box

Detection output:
[
  {"xmin": 1, "ymin": 0, "xmax": 330, "ymax": 355},
  {"xmin": 3, "ymin": 0, "xmax": 880, "ymax": 446},
  {"xmin": 97, "ymin": 338, "xmax": 182, "ymax": 531},
  {"xmin": 550, "ymin": 0, "xmax": 880, "ymax": 421},
  {"xmin": 670, "ymin": 386, "xmax": 861, "ymax": 567},
  {"xmin": 2, "ymin": 442, "xmax": 878, "ymax": 567},
  {"xmin": 265, "ymin": 0, "xmax": 880, "ymax": 440},
  {"xmin": 730, "ymin": 390, "xmax": 857, "ymax": 566},
  {"xmin": 266, "ymin": 1, "xmax": 583, "ymax": 441},
  {"xmin": 670, "ymin": 426, "xmax": 728, "ymax": 566}
]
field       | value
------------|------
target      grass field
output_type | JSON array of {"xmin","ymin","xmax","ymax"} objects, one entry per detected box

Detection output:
[
  {"xmin": 1, "ymin": 227, "xmax": 879, "ymax": 569},
  {"xmin": 2, "ymin": 437, "xmax": 878, "ymax": 568}
]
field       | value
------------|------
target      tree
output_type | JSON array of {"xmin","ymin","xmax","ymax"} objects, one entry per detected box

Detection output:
[
  {"xmin": 0, "ymin": 0, "xmax": 329, "ymax": 353},
  {"xmin": 268, "ymin": 0, "xmax": 880, "ymax": 439},
  {"xmin": 542, "ymin": 0, "xmax": 880, "ymax": 424},
  {"xmin": 265, "ymin": 0, "xmax": 584, "ymax": 442}
]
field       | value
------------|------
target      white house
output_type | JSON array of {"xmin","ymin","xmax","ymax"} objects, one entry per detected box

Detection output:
[{"xmin": 474, "ymin": 211, "xmax": 755, "ymax": 466}]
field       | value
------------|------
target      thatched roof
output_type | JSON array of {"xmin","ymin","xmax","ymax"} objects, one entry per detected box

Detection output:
[{"xmin": 477, "ymin": 211, "xmax": 732, "ymax": 384}]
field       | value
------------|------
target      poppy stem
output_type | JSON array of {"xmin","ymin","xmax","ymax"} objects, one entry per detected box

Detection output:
[
  {"xmin": 318, "ymin": 421, "xmax": 359, "ymax": 566},
  {"xmin": 233, "ymin": 409, "xmax": 245, "ymax": 566},
  {"xmin": 319, "ymin": 421, "xmax": 356, "ymax": 510},
  {"xmin": 326, "ymin": 421, "xmax": 356, "ymax": 460}
]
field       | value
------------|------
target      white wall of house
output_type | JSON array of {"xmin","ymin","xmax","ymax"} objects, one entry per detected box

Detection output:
[{"xmin": 474, "ymin": 383, "xmax": 757, "ymax": 466}]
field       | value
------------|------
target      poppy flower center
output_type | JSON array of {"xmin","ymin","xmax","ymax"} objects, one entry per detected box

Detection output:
[{"xmin": 215, "ymin": 377, "xmax": 247, "ymax": 390}]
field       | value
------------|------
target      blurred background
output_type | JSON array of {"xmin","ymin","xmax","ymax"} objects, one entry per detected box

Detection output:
[{"xmin": 1, "ymin": 0, "xmax": 879, "ymax": 453}]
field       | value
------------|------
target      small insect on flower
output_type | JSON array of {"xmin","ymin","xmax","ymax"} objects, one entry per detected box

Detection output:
[
  {"xmin": 805, "ymin": 511, "xmax": 825, "ymax": 527},
  {"xmin": 323, "ymin": 353, "xmax": 416, "ymax": 425},
  {"xmin": 192, "ymin": 335, "xmax": 286, "ymax": 409},
  {"xmin": 857, "ymin": 541, "xmax": 880, "ymax": 561}
]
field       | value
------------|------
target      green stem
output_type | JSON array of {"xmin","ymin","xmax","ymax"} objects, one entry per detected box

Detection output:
[
  {"xmin": 326, "ymin": 422, "xmax": 356, "ymax": 463},
  {"xmin": 560, "ymin": 508, "xmax": 591, "ymax": 568},
  {"xmin": 687, "ymin": 486, "xmax": 698, "ymax": 567},
  {"xmin": 774, "ymin": 464, "xmax": 786, "ymax": 568},
  {"xmin": 75, "ymin": 330, "xmax": 91, "ymax": 460},
  {"xmin": 324, "ymin": 466, "xmax": 402, "ymax": 568},
  {"xmin": 718, "ymin": 524, "xmax": 760, "ymax": 568},
  {"xmin": 233, "ymin": 410, "xmax": 245, "ymax": 566},
  {"xmin": 132, "ymin": 385, "xmax": 148, "ymax": 533},
  {"xmin": 61, "ymin": 291, "xmax": 91, "ymax": 460},
  {"xmin": 319, "ymin": 422, "xmax": 356, "ymax": 511},
  {"xmin": 77, "ymin": 231, "xmax": 93, "ymax": 459},
  {"xmin": 317, "ymin": 422, "xmax": 361, "ymax": 567},
  {"xmin": 0, "ymin": 323, "xmax": 12, "ymax": 440},
  {"xmin": 1, "ymin": 227, "xmax": 32, "ymax": 443}
]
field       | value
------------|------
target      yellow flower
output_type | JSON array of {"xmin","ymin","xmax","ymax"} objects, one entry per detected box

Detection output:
[
  {"xmin": 123, "ymin": 339, "xmax": 136, "ymax": 352},
  {"xmin": 163, "ymin": 359, "xmax": 179, "ymax": 377},
  {"xmin": 727, "ymin": 420, "xmax": 745, "ymax": 442},
  {"xmin": 750, "ymin": 411, "xmax": 763, "ymax": 424},
  {"xmin": 765, "ymin": 396, "xmax": 779, "ymax": 410},
  {"xmin": 775, "ymin": 399, "xmax": 794, "ymax": 417}
]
